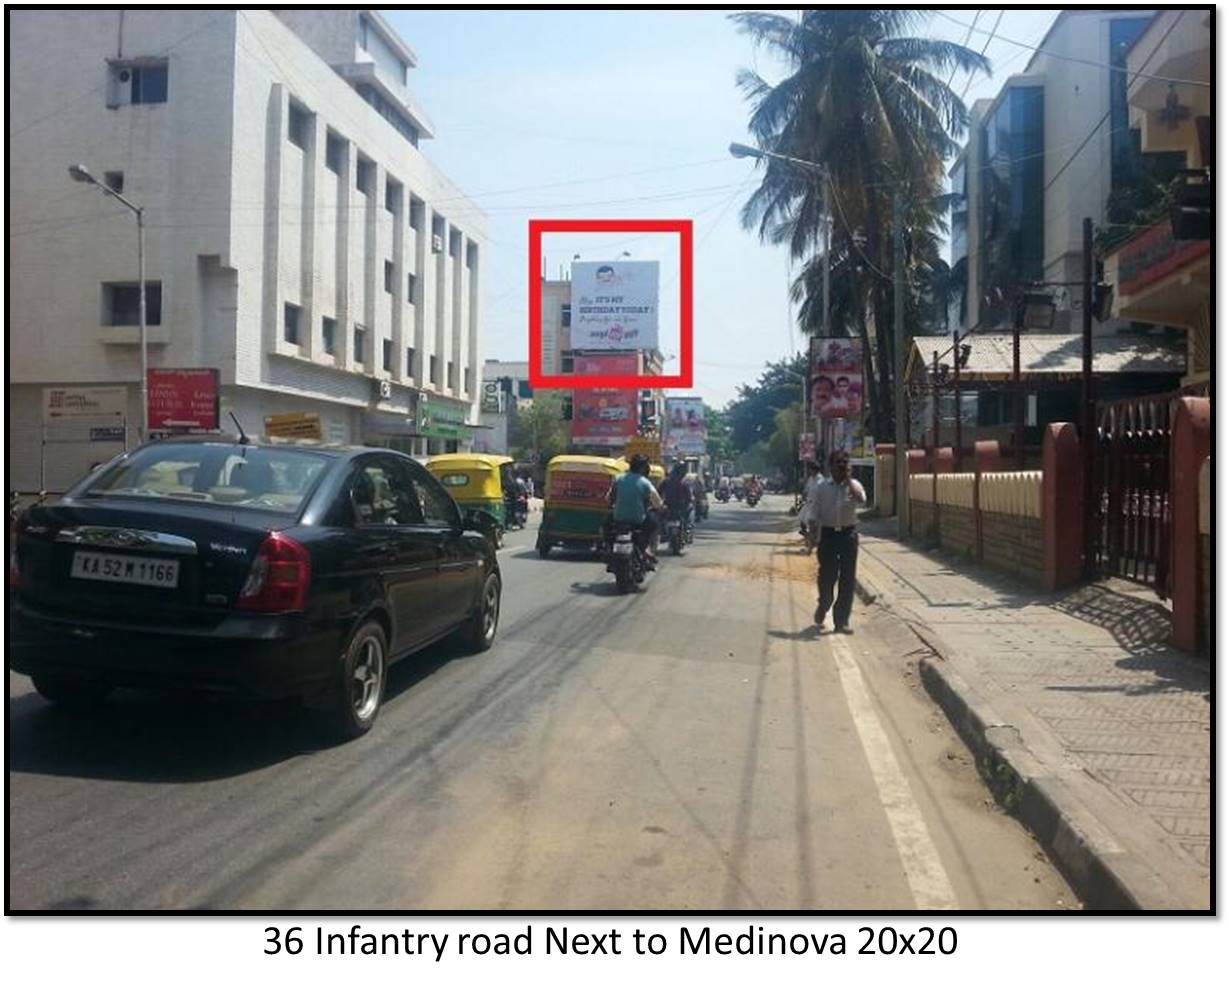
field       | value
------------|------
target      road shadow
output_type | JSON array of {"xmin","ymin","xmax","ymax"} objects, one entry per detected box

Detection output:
[
  {"xmin": 7, "ymin": 639, "xmax": 474, "ymax": 784},
  {"xmin": 767, "ymin": 627, "xmax": 824, "ymax": 642}
]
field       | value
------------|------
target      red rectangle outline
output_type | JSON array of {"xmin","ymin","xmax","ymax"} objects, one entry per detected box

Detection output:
[{"xmin": 528, "ymin": 218, "xmax": 693, "ymax": 389}]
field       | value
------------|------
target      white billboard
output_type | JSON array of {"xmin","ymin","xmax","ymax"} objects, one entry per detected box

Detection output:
[{"xmin": 570, "ymin": 261, "xmax": 659, "ymax": 351}]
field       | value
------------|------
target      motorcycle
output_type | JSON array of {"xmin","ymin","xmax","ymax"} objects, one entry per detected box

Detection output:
[
  {"xmin": 605, "ymin": 521, "xmax": 649, "ymax": 593},
  {"xmin": 745, "ymin": 488, "xmax": 761, "ymax": 508},
  {"xmin": 510, "ymin": 491, "xmax": 530, "ymax": 529},
  {"xmin": 714, "ymin": 488, "xmax": 730, "ymax": 504},
  {"xmin": 665, "ymin": 511, "xmax": 686, "ymax": 556}
]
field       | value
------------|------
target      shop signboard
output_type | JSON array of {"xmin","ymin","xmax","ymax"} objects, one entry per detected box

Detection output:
[
  {"xmin": 663, "ymin": 396, "xmax": 706, "ymax": 456},
  {"xmin": 570, "ymin": 353, "xmax": 639, "ymax": 446},
  {"xmin": 418, "ymin": 396, "xmax": 471, "ymax": 441},
  {"xmin": 570, "ymin": 260, "xmax": 659, "ymax": 351},
  {"xmin": 147, "ymin": 368, "xmax": 220, "ymax": 430},
  {"xmin": 264, "ymin": 412, "xmax": 323, "ymax": 441},
  {"xmin": 42, "ymin": 386, "xmax": 127, "ymax": 424},
  {"xmin": 809, "ymin": 337, "xmax": 863, "ymax": 420}
]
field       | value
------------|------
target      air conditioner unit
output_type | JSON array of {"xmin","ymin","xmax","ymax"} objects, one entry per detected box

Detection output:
[
  {"xmin": 372, "ymin": 378, "xmax": 392, "ymax": 401},
  {"xmin": 431, "ymin": 234, "xmax": 444, "ymax": 253}
]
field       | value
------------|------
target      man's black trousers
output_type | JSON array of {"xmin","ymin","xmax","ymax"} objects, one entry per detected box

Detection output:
[{"xmin": 816, "ymin": 526, "xmax": 858, "ymax": 628}]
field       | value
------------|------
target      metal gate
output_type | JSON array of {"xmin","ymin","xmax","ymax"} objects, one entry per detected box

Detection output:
[{"xmin": 1090, "ymin": 394, "xmax": 1172, "ymax": 594}]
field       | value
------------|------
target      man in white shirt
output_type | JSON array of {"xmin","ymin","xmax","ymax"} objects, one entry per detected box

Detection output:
[{"xmin": 802, "ymin": 449, "xmax": 867, "ymax": 633}]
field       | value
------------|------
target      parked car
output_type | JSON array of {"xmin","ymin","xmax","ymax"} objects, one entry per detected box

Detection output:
[{"xmin": 9, "ymin": 438, "xmax": 502, "ymax": 740}]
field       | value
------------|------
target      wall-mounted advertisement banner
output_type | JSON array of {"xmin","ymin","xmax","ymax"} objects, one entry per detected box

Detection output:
[
  {"xmin": 663, "ymin": 396, "xmax": 706, "ymax": 456},
  {"xmin": 809, "ymin": 337, "xmax": 863, "ymax": 420},
  {"xmin": 147, "ymin": 368, "xmax": 220, "ymax": 430},
  {"xmin": 42, "ymin": 386, "xmax": 128, "ymax": 423},
  {"xmin": 571, "ymin": 353, "xmax": 639, "ymax": 445},
  {"xmin": 570, "ymin": 260, "xmax": 659, "ymax": 351},
  {"xmin": 264, "ymin": 413, "xmax": 322, "ymax": 441}
]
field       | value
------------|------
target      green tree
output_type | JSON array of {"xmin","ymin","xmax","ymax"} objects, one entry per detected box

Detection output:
[
  {"xmin": 767, "ymin": 400, "xmax": 804, "ymax": 479},
  {"xmin": 724, "ymin": 352, "xmax": 808, "ymax": 453},
  {"xmin": 732, "ymin": 10, "xmax": 988, "ymax": 438},
  {"xmin": 509, "ymin": 392, "xmax": 568, "ymax": 466},
  {"xmin": 704, "ymin": 403, "xmax": 735, "ymax": 464}
]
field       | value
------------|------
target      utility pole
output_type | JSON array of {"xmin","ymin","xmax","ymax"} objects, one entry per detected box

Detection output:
[
  {"xmin": 1081, "ymin": 217, "xmax": 1096, "ymax": 578},
  {"xmin": 893, "ymin": 192, "xmax": 908, "ymax": 539}
]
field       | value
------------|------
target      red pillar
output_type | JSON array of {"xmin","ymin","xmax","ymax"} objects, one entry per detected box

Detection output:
[
  {"xmin": 973, "ymin": 439, "xmax": 1003, "ymax": 473},
  {"xmin": 1170, "ymin": 398, "xmax": 1211, "ymax": 652},
  {"xmin": 934, "ymin": 447, "xmax": 955, "ymax": 473},
  {"xmin": 1042, "ymin": 423, "xmax": 1082, "ymax": 591}
]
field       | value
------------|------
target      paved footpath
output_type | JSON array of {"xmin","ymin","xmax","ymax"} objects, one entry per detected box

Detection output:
[{"xmin": 855, "ymin": 516, "xmax": 1211, "ymax": 910}]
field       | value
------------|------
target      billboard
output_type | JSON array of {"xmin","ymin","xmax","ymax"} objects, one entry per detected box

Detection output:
[
  {"xmin": 147, "ymin": 368, "xmax": 220, "ymax": 430},
  {"xmin": 809, "ymin": 337, "xmax": 863, "ymax": 420},
  {"xmin": 663, "ymin": 396, "xmax": 706, "ymax": 456},
  {"xmin": 571, "ymin": 353, "xmax": 639, "ymax": 446},
  {"xmin": 570, "ymin": 260, "xmax": 659, "ymax": 351}
]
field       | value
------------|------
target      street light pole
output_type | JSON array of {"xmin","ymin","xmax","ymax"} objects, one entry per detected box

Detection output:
[
  {"xmin": 68, "ymin": 164, "xmax": 148, "ymax": 441},
  {"xmin": 893, "ymin": 192, "xmax": 908, "ymax": 539}
]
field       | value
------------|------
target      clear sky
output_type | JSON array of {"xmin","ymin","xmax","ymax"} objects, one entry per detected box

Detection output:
[{"xmin": 387, "ymin": 7, "xmax": 1061, "ymax": 407}]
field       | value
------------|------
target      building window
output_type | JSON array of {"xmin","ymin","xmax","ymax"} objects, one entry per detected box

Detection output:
[
  {"xmin": 449, "ymin": 229, "xmax": 462, "ymax": 258},
  {"xmin": 465, "ymin": 367, "xmax": 474, "ymax": 394},
  {"xmin": 448, "ymin": 361, "xmax": 456, "ymax": 390},
  {"xmin": 406, "ymin": 271, "xmax": 417, "ymax": 302},
  {"xmin": 325, "ymin": 132, "xmax": 345, "ymax": 174},
  {"xmin": 409, "ymin": 197, "xmax": 424, "ymax": 231},
  {"xmin": 283, "ymin": 302, "xmax": 301, "ymax": 344},
  {"xmin": 384, "ymin": 260, "xmax": 394, "ymax": 293},
  {"xmin": 109, "ymin": 61, "xmax": 168, "ymax": 106},
  {"xmin": 406, "ymin": 347, "xmax": 416, "ymax": 378},
  {"xmin": 384, "ymin": 179, "xmax": 401, "ymax": 214},
  {"xmin": 561, "ymin": 351, "xmax": 575, "ymax": 373},
  {"xmin": 287, "ymin": 103, "xmax": 310, "ymax": 149},
  {"xmin": 382, "ymin": 338, "xmax": 393, "ymax": 372},
  {"xmin": 354, "ymin": 325, "xmax": 367, "ymax": 363},
  {"xmin": 102, "ymin": 281, "xmax": 161, "ymax": 326},
  {"xmin": 561, "ymin": 304, "xmax": 571, "ymax": 328},
  {"xmin": 358, "ymin": 14, "xmax": 369, "ymax": 50},
  {"xmin": 355, "ymin": 156, "xmax": 374, "ymax": 195},
  {"xmin": 355, "ymin": 83, "xmax": 420, "ymax": 147},
  {"xmin": 104, "ymin": 171, "xmax": 124, "ymax": 194},
  {"xmin": 430, "ymin": 355, "xmax": 439, "ymax": 384},
  {"xmin": 322, "ymin": 316, "xmax": 337, "ymax": 356}
]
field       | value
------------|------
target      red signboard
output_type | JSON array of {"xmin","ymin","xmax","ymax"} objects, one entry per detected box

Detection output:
[
  {"xmin": 570, "ymin": 353, "xmax": 639, "ymax": 445},
  {"xmin": 147, "ymin": 368, "xmax": 220, "ymax": 430}
]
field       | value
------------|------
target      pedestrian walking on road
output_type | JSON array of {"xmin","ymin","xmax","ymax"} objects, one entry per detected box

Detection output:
[{"xmin": 803, "ymin": 450, "xmax": 866, "ymax": 633}]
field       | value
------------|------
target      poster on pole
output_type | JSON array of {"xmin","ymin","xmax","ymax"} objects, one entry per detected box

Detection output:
[
  {"xmin": 570, "ymin": 261, "xmax": 659, "ymax": 351},
  {"xmin": 663, "ymin": 396, "xmax": 706, "ymax": 456},
  {"xmin": 798, "ymin": 433, "xmax": 816, "ymax": 463},
  {"xmin": 809, "ymin": 337, "xmax": 863, "ymax": 420},
  {"xmin": 571, "ymin": 353, "xmax": 639, "ymax": 446}
]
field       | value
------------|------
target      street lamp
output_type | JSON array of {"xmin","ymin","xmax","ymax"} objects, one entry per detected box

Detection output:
[
  {"xmin": 69, "ymin": 163, "xmax": 148, "ymax": 441},
  {"xmin": 729, "ymin": 140, "xmax": 832, "ymax": 480}
]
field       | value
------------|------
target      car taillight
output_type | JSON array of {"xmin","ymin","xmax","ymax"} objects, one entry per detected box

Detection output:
[{"xmin": 237, "ymin": 532, "xmax": 310, "ymax": 612}]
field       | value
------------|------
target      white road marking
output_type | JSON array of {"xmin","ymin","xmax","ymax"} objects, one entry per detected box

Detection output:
[{"xmin": 830, "ymin": 633, "xmax": 959, "ymax": 910}]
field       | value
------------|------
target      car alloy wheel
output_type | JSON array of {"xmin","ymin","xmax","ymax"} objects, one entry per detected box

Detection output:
[{"xmin": 350, "ymin": 633, "xmax": 385, "ymax": 722}]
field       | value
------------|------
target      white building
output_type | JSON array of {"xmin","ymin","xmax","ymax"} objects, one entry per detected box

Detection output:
[
  {"xmin": 8, "ymin": 9, "xmax": 487, "ymax": 490},
  {"xmin": 950, "ymin": 9, "xmax": 1176, "ymax": 333},
  {"xmin": 475, "ymin": 359, "xmax": 533, "ymax": 455}
]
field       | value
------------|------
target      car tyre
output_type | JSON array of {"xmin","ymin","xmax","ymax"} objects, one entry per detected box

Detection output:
[
  {"xmin": 459, "ymin": 571, "xmax": 501, "ymax": 652},
  {"xmin": 536, "ymin": 538, "xmax": 551, "ymax": 558},
  {"xmin": 32, "ymin": 675, "xmax": 112, "ymax": 708},
  {"xmin": 321, "ymin": 620, "xmax": 387, "ymax": 741}
]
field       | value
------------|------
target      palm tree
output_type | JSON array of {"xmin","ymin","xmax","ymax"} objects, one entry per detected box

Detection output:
[{"xmin": 733, "ymin": 9, "xmax": 988, "ymax": 438}]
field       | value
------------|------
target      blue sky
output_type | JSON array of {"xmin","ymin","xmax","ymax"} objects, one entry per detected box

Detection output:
[{"xmin": 387, "ymin": 8, "xmax": 1061, "ymax": 406}]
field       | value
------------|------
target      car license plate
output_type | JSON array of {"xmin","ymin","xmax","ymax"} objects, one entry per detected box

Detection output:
[{"xmin": 70, "ymin": 551, "xmax": 180, "ymax": 588}]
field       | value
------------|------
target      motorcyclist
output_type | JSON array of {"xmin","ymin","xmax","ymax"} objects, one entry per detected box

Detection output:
[
  {"xmin": 608, "ymin": 453, "xmax": 663, "ymax": 563},
  {"xmin": 659, "ymin": 462, "xmax": 694, "ymax": 534}
]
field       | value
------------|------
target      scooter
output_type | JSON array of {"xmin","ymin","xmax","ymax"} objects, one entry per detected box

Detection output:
[
  {"xmin": 665, "ymin": 512, "xmax": 686, "ymax": 556},
  {"xmin": 745, "ymin": 488, "xmax": 761, "ymax": 508},
  {"xmin": 714, "ymin": 488, "xmax": 730, "ymax": 504}
]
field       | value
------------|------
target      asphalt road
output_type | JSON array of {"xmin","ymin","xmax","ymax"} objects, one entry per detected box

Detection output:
[{"xmin": 8, "ymin": 496, "xmax": 1075, "ymax": 910}]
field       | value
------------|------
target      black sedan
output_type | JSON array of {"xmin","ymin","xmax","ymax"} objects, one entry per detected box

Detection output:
[{"xmin": 9, "ymin": 438, "xmax": 502, "ymax": 739}]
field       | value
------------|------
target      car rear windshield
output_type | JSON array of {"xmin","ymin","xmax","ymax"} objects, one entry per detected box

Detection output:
[{"xmin": 83, "ymin": 444, "xmax": 332, "ymax": 515}]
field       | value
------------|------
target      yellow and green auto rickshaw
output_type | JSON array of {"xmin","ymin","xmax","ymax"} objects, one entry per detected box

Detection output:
[
  {"xmin": 537, "ymin": 454, "xmax": 627, "ymax": 558},
  {"xmin": 648, "ymin": 463, "xmax": 666, "ymax": 488},
  {"xmin": 427, "ymin": 453, "xmax": 517, "ymax": 546}
]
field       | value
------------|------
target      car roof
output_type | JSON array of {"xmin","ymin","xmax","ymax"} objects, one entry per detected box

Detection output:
[{"xmin": 135, "ymin": 434, "xmax": 374, "ymax": 457}]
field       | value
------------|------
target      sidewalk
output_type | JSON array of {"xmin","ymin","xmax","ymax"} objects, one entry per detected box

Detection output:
[{"xmin": 854, "ymin": 516, "xmax": 1211, "ymax": 911}]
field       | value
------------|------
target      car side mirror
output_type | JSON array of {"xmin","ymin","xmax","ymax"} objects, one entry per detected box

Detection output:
[{"xmin": 463, "ymin": 507, "xmax": 498, "ymax": 537}]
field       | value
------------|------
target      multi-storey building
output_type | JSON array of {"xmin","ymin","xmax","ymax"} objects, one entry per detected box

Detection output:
[
  {"xmin": 9, "ymin": 9, "xmax": 486, "ymax": 490},
  {"xmin": 1103, "ymin": 9, "xmax": 1211, "ymax": 387},
  {"xmin": 950, "ymin": 8, "xmax": 1182, "ymax": 332}
]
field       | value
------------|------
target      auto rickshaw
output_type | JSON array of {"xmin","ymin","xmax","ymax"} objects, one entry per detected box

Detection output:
[
  {"xmin": 427, "ymin": 453, "xmax": 516, "ymax": 547},
  {"xmin": 648, "ymin": 463, "xmax": 666, "ymax": 488},
  {"xmin": 537, "ymin": 454, "xmax": 626, "ymax": 558}
]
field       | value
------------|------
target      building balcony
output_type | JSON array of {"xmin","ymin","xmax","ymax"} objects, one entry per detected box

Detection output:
[
  {"xmin": 333, "ymin": 61, "xmax": 435, "ymax": 140},
  {"xmin": 1127, "ymin": 10, "xmax": 1210, "ymax": 158},
  {"xmin": 1104, "ymin": 216, "xmax": 1210, "ymax": 326}
]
